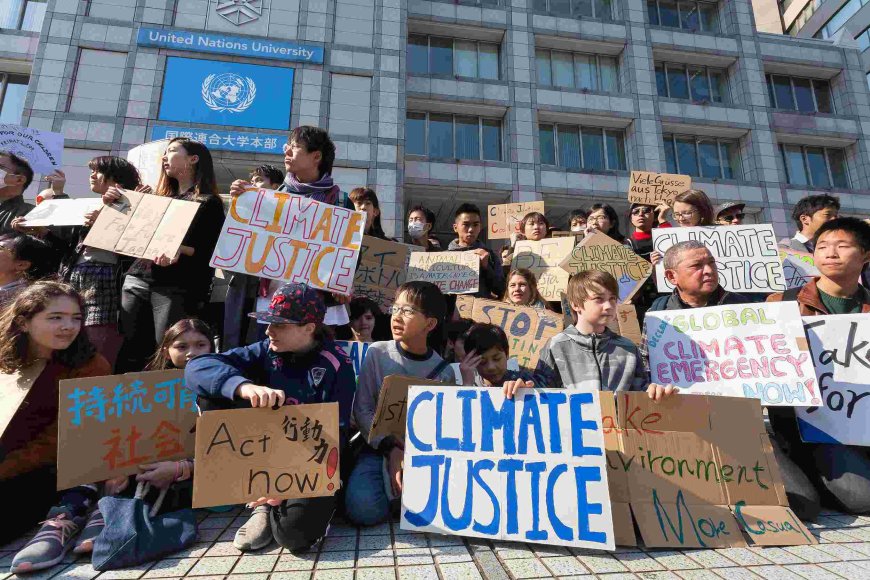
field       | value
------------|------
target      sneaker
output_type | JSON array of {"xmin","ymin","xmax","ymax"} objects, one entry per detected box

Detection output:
[
  {"xmin": 233, "ymin": 505, "xmax": 273, "ymax": 551},
  {"xmin": 10, "ymin": 510, "xmax": 84, "ymax": 574},
  {"xmin": 72, "ymin": 507, "xmax": 104, "ymax": 554}
]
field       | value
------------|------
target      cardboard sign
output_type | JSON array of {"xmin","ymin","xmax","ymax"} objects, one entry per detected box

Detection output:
[
  {"xmin": 193, "ymin": 403, "xmax": 340, "ymax": 508},
  {"xmin": 210, "ymin": 187, "xmax": 366, "ymax": 295},
  {"xmin": 407, "ymin": 251, "xmax": 479, "ymax": 294},
  {"xmin": 646, "ymin": 302, "xmax": 818, "ymax": 406},
  {"xmin": 606, "ymin": 304, "xmax": 642, "ymax": 346},
  {"xmin": 0, "ymin": 360, "xmax": 47, "ymax": 440},
  {"xmin": 456, "ymin": 294, "xmax": 475, "ymax": 319},
  {"xmin": 779, "ymin": 247, "xmax": 819, "ymax": 290},
  {"xmin": 401, "ymin": 386, "xmax": 615, "ymax": 550},
  {"xmin": 560, "ymin": 231, "xmax": 652, "ymax": 303},
  {"xmin": 603, "ymin": 392, "xmax": 816, "ymax": 548},
  {"xmin": 126, "ymin": 139, "xmax": 170, "ymax": 189},
  {"xmin": 83, "ymin": 190, "xmax": 201, "ymax": 260},
  {"xmin": 797, "ymin": 315, "xmax": 870, "ymax": 445},
  {"xmin": 0, "ymin": 124, "xmax": 63, "ymax": 173},
  {"xmin": 368, "ymin": 375, "xmax": 452, "ymax": 444},
  {"xmin": 628, "ymin": 171, "xmax": 691, "ymax": 206},
  {"xmin": 336, "ymin": 340, "xmax": 370, "ymax": 378},
  {"xmin": 512, "ymin": 238, "xmax": 575, "ymax": 301},
  {"xmin": 57, "ymin": 370, "xmax": 197, "ymax": 490},
  {"xmin": 653, "ymin": 225, "xmax": 786, "ymax": 293},
  {"xmin": 487, "ymin": 201, "xmax": 545, "ymax": 240},
  {"xmin": 470, "ymin": 298, "xmax": 563, "ymax": 370},
  {"xmin": 353, "ymin": 236, "xmax": 411, "ymax": 310},
  {"xmin": 22, "ymin": 198, "xmax": 102, "ymax": 227}
]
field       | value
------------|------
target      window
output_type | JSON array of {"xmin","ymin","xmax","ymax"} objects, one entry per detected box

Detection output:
[
  {"xmin": 405, "ymin": 112, "xmax": 502, "ymax": 161},
  {"xmin": 532, "ymin": 0, "xmax": 615, "ymax": 21},
  {"xmin": 647, "ymin": 0, "xmax": 719, "ymax": 32},
  {"xmin": 0, "ymin": 73, "xmax": 28, "ymax": 124},
  {"xmin": 817, "ymin": 0, "xmax": 866, "ymax": 38},
  {"xmin": 663, "ymin": 134, "xmax": 741, "ymax": 179},
  {"xmin": 857, "ymin": 25, "xmax": 870, "ymax": 50},
  {"xmin": 780, "ymin": 144, "xmax": 849, "ymax": 188},
  {"xmin": 765, "ymin": 74, "xmax": 833, "ymax": 113},
  {"xmin": 536, "ymin": 49, "xmax": 619, "ymax": 92},
  {"xmin": 407, "ymin": 35, "xmax": 500, "ymax": 80},
  {"xmin": 787, "ymin": 0, "xmax": 820, "ymax": 35},
  {"xmin": 0, "ymin": 0, "xmax": 46, "ymax": 31},
  {"xmin": 539, "ymin": 124, "xmax": 626, "ymax": 170},
  {"xmin": 68, "ymin": 49, "xmax": 127, "ymax": 115},
  {"xmin": 655, "ymin": 63, "xmax": 727, "ymax": 103}
]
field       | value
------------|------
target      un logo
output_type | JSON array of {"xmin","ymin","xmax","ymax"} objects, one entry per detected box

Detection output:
[{"xmin": 201, "ymin": 73, "xmax": 257, "ymax": 113}]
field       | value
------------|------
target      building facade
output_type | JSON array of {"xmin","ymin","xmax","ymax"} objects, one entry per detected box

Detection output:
[{"xmin": 3, "ymin": 0, "xmax": 870, "ymax": 240}]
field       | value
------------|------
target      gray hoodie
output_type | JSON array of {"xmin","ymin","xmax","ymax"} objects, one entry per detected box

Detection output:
[{"xmin": 532, "ymin": 325, "xmax": 648, "ymax": 392}]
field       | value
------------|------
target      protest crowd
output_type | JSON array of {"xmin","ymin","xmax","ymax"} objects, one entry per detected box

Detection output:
[{"xmin": 2, "ymin": 123, "xmax": 870, "ymax": 573}]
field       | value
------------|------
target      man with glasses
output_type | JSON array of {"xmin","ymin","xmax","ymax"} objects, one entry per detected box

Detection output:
[
  {"xmin": 714, "ymin": 201, "xmax": 745, "ymax": 225},
  {"xmin": 0, "ymin": 151, "xmax": 34, "ymax": 235}
]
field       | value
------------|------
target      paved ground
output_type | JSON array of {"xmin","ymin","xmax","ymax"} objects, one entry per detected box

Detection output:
[{"xmin": 2, "ymin": 508, "xmax": 870, "ymax": 580}]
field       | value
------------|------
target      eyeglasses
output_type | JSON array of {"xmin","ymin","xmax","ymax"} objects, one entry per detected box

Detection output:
[
  {"xmin": 389, "ymin": 305, "xmax": 422, "ymax": 318},
  {"xmin": 673, "ymin": 210, "xmax": 698, "ymax": 219},
  {"xmin": 719, "ymin": 213, "xmax": 745, "ymax": 222},
  {"xmin": 631, "ymin": 207, "xmax": 653, "ymax": 216},
  {"xmin": 588, "ymin": 215, "xmax": 609, "ymax": 223}
]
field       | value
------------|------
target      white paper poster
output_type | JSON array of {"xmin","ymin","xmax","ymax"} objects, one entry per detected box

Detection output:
[
  {"xmin": 22, "ymin": 198, "xmax": 102, "ymax": 227},
  {"xmin": 0, "ymin": 124, "xmax": 64, "ymax": 173}
]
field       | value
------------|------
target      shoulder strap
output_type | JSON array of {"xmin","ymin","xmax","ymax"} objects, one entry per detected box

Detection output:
[{"xmin": 426, "ymin": 358, "xmax": 451, "ymax": 380}]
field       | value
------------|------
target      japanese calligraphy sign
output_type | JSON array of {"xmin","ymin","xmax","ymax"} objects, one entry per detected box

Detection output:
[
  {"xmin": 603, "ymin": 392, "xmax": 816, "ymax": 548},
  {"xmin": 353, "ymin": 236, "xmax": 411, "ymax": 310},
  {"xmin": 652, "ymin": 225, "xmax": 787, "ymax": 293},
  {"xmin": 779, "ymin": 247, "xmax": 819, "ymax": 290},
  {"xmin": 368, "ymin": 375, "xmax": 453, "ymax": 444},
  {"xmin": 0, "ymin": 124, "xmax": 63, "ymax": 173},
  {"xmin": 210, "ymin": 187, "xmax": 365, "ymax": 295},
  {"xmin": 336, "ymin": 340, "xmax": 370, "ymax": 378},
  {"xmin": 487, "ymin": 201, "xmax": 545, "ymax": 240},
  {"xmin": 407, "ymin": 251, "xmax": 479, "ymax": 294},
  {"xmin": 126, "ymin": 139, "xmax": 170, "ymax": 189},
  {"xmin": 83, "ymin": 190, "xmax": 201, "ymax": 261},
  {"xmin": 401, "ymin": 386, "xmax": 615, "ymax": 550},
  {"xmin": 22, "ymin": 198, "xmax": 103, "ymax": 227},
  {"xmin": 646, "ymin": 302, "xmax": 818, "ymax": 406},
  {"xmin": 512, "ymin": 238, "xmax": 575, "ymax": 301},
  {"xmin": 193, "ymin": 403, "xmax": 339, "ymax": 508},
  {"xmin": 0, "ymin": 359, "xmax": 47, "ymax": 440},
  {"xmin": 560, "ymin": 232, "xmax": 652, "ymax": 303},
  {"xmin": 797, "ymin": 314, "xmax": 870, "ymax": 445},
  {"xmin": 628, "ymin": 171, "xmax": 691, "ymax": 206},
  {"xmin": 57, "ymin": 370, "xmax": 197, "ymax": 490},
  {"xmin": 469, "ymin": 298, "xmax": 563, "ymax": 370}
]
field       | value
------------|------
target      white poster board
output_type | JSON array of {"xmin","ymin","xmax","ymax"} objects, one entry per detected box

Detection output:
[
  {"xmin": 0, "ymin": 124, "xmax": 63, "ymax": 173},
  {"xmin": 645, "ymin": 302, "xmax": 818, "ymax": 406},
  {"xmin": 22, "ymin": 198, "xmax": 102, "ymax": 227},
  {"xmin": 407, "ymin": 251, "xmax": 480, "ymax": 294},
  {"xmin": 401, "ymin": 386, "xmax": 615, "ymax": 550},
  {"xmin": 652, "ymin": 225, "xmax": 786, "ymax": 293},
  {"xmin": 126, "ymin": 139, "xmax": 170, "ymax": 189}
]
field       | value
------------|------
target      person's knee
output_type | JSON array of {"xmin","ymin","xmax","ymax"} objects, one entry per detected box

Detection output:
[
  {"xmin": 344, "ymin": 462, "xmax": 390, "ymax": 526},
  {"xmin": 271, "ymin": 497, "xmax": 335, "ymax": 552},
  {"xmin": 815, "ymin": 446, "xmax": 870, "ymax": 514}
]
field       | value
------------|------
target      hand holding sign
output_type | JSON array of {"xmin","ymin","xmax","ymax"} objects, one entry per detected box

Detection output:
[{"xmin": 236, "ymin": 383, "xmax": 286, "ymax": 408}]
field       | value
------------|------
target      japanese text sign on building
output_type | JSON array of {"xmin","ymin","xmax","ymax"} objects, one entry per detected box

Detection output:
[
  {"xmin": 512, "ymin": 238, "xmax": 575, "ymax": 301},
  {"xmin": 561, "ymin": 231, "xmax": 652, "ymax": 303},
  {"xmin": 210, "ymin": 187, "xmax": 366, "ymax": 296},
  {"xmin": 401, "ymin": 386, "xmax": 615, "ymax": 549},
  {"xmin": 0, "ymin": 124, "xmax": 63, "ymax": 173},
  {"xmin": 193, "ymin": 403, "xmax": 339, "ymax": 508},
  {"xmin": 407, "ymin": 251, "xmax": 480, "ymax": 295},
  {"xmin": 353, "ymin": 236, "xmax": 411, "ymax": 310},
  {"xmin": 487, "ymin": 202, "xmax": 545, "ymax": 240},
  {"xmin": 468, "ymin": 298, "xmax": 563, "ymax": 370},
  {"xmin": 797, "ymin": 314, "xmax": 870, "ymax": 446},
  {"xmin": 57, "ymin": 370, "xmax": 197, "ymax": 490},
  {"xmin": 652, "ymin": 225, "xmax": 787, "ymax": 293},
  {"xmin": 152, "ymin": 126, "xmax": 285, "ymax": 155},
  {"xmin": 645, "ymin": 302, "xmax": 818, "ymax": 406},
  {"xmin": 627, "ymin": 171, "xmax": 691, "ymax": 206}
]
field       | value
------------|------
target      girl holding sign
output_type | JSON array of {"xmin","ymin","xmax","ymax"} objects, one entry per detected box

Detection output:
[{"xmin": 2, "ymin": 282, "xmax": 111, "ymax": 573}]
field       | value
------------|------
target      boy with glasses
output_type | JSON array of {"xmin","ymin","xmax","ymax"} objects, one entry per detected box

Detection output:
[{"xmin": 714, "ymin": 201, "xmax": 746, "ymax": 225}]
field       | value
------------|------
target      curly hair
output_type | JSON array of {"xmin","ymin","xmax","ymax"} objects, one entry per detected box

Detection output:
[{"xmin": 0, "ymin": 281, "xmax": 96, "ymax": 374}]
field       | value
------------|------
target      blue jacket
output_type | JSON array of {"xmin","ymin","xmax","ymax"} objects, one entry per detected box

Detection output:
[{"xmin": 185, "ymin": 339, "xmax": 356, "ymax": 433}]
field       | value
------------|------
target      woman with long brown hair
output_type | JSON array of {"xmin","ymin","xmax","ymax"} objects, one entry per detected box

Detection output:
[
  {"xmin": 104, "ymin": 138, "xmax": 226, "ymax": 372},
  {"xmin": 502, "ymin": 268, "xmax": 549, "ymax": 311},
  {"xmin": 0, "ymin": 282, "xmax": 111, "ymax": 572}
]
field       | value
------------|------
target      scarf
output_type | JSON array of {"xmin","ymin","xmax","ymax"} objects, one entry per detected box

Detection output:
[{"xmin": 282, "ymin": 172, "xmax": 340, "ymax": 206}]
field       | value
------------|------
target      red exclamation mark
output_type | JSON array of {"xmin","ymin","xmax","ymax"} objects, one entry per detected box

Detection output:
[{"xmin": 326, "ymin": 447, "xmax": 338, "ymax": 491}]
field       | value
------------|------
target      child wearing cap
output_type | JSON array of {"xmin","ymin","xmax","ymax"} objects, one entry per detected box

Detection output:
[
  {"xmin": 184, "ymin": 282, "xmax": 356, "ymax": 554},
  {"xmin": 344, "ymin": 281, "xmax": 457, "ymax": 526}
]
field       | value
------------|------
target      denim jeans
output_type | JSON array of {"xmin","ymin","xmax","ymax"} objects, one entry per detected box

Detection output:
[{"xmin": 344, "ymin": 450, "xmax": 391, "ymax": 526}]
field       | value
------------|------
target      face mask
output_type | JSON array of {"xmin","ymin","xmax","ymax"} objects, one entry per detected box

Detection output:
[
  {"xmin": 408, "ymin": 222, "xmax": 427, "ymax": 239},
  {"xmin": 0, "ymin": 169, "xmax": 7, "ymax": 183},
  {"xmin": 570, "ymin": 225, "xmax": 584, "ymax": 233}
]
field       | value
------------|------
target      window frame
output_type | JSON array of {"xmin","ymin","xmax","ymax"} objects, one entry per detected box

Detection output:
[
  {"xmin": 647, "ymin": 0, "xmax": 719, "ymax": 33},
  {"xmin": 662, "ymin": 133, "xmax": 742, "ymax": 180},
  {"xmin": 765, "ymin": 73, "xmax": 834, "ymax": 114},
  {"xmin": 0, "ymin": 72, "xmax": 28, "ymax": 124},
  {"xmin": 655, "ymin": 62, "xmax": 728, "ymax": 103},
  {"xmin": 779, "ymin": 143, "xmax": 851, "ymax": 188},
  {"xmin": 405, "ymin": 111, "xmax": 503, "ymax": 161},
  {"xmin": 1, "ymin": 0, "xmax": 46, "ymax": 31},
  {"xmin": 407, "ymin": 34, "xmax": 501, "ymax": 80},
  {"xmin": 536, "ymin": 48, "xmax": 620, "ymax": 93},
  {"xmin": 533, "ymin": 0, "xmax": 616, "ymax": 22},
  {"xmin": 538, "ymin": 123, "xmax": 628, "ymax": 171}
]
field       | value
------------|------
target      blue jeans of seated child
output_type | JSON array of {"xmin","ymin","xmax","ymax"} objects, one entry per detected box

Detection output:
[{"xmin": 344, "ymin": 450, "xmax": 391, "ymax": 526}]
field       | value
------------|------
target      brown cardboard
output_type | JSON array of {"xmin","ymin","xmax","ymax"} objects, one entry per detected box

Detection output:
[
  {"xmin": 511, "ymin": 238, "xmax": 576, "ymax": 301},
  {"xmin": 628, "ymin": 171, "xmax": 691, "ymax": 205},
  {"xmin": 193, "ymin": 403, "xmax": 340, "ymax": 508},
  {"xmin": 57, "ymin": 370, "xmax": 197, "ymax": 490},
  {"xmin": 0, "ymin": 360, "xmax": 47, "ymax": 440},
  {"xmin": 615, "ymin": 304, "xmax": 642, "ymax": 345},
  {"xmin": 456, "ymin": 295, "xmax": 475, "ymax": 320},
  {"xmin": 487, "ymin": 201, "xmax": 545, "ymax": 240},
  {"xmin": 142, "ymin": 196, "xmax": 203, "ymax": 261},
  {"xmin": 353, "ymin": 236, "xmax": 411, "ymax": 311},
  {"xmin": 368, "ymin": 375, "xmax": 452, "ymax": 444},
  {"xmin": 600, "ymin": 392, "xmax": 816, "ymax": 548},
  {"xmin": 81, "ymin": 189, "xmax": 144, "ymax": 252},
  {"xmin": 407, "ymin": 251, "xmax": 479, "ymax": 295},
  {"xmin": 560, "ymin": 232, "xmax": 652, "ymax": 304},
  {"xmin": 469, "ymin": 298, "xmax": 563, "ymax": 369}
]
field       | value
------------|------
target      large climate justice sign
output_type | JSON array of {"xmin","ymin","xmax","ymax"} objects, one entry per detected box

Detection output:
[{"xmin": 401, "ymin": 386, "xmax": 615, "ymax": 550}]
